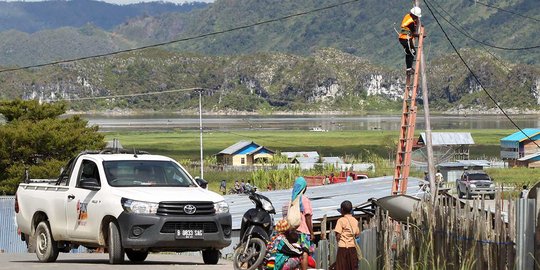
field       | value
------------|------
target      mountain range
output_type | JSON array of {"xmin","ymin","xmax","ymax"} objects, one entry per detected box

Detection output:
[
  {"xmin": 1, "ymin": 47, "xmax": 538, "ymax": 113},
  {"xmin": 0, "ymin": 0, "xmax": 538, "ymax": 112},
  {"xmin": 0, "ymin": 0, "xmax": 208, "ymax": 33}
]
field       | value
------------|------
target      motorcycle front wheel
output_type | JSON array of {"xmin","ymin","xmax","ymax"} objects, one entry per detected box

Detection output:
[{"xmin": 233, "ymin": 238, "xmax": 267, "ymax": 270}]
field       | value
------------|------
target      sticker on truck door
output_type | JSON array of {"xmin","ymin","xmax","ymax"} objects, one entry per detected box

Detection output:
[{"xmin": 77, "ymin": 200, "xmax": 88, "ymax": 226}]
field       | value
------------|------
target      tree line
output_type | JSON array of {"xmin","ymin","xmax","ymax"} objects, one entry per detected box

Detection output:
[{"xmin": 0, "ymin": 100, "xmax": 104, "ymax": 194}]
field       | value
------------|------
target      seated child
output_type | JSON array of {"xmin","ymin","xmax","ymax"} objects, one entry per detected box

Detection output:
[{"xmin": 267, "ymin": 219, "xmax": 305, "ymax": 270}]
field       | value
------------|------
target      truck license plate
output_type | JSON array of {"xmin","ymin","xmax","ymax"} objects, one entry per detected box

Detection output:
[{"xmin": 175, "ymin": 229, "xmax": 204, "ymax": 239}]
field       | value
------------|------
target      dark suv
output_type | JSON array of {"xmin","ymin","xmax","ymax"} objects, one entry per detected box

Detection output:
[{"xmin": 456, "ymin": 171, "xmax": 496, "ymax": 200}]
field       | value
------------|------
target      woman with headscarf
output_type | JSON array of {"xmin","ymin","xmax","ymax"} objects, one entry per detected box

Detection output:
[{"xmin": 289, "ymin": 177, "xmax": 314, "ymax": 270}]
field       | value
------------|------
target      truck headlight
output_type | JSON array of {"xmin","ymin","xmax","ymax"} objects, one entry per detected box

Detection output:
[
  {"xmin": 121, "ymin": 198, "xmax": 159, "ymax": 214},
  {"xmin": 214, "ymin": 201, "xmax": 229, "ymax": 214},
  {"xmin": 490, "ymin": 183, "xmax": 495, "ymax": 188},
  {"xmin": 470, "ymin": 184, "xmax": 476, "ymax": 188}
]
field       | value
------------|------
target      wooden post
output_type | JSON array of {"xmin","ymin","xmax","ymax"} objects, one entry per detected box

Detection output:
[
  {"xmin": 321, "ymin": 214, "xmax": 327, "ymax": 240},
  {"xmin": 415, "ymin": 0, "xmax": 436, "ymax": 201}
]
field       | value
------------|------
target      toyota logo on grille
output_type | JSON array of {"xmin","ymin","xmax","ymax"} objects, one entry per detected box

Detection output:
[{"xmin": 183, "ymin": 204, "xmax": 197, "ymax": 215}]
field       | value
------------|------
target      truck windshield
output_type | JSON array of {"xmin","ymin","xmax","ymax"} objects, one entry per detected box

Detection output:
[
  {"xmin": 103, "ymin": 160, "xmax": 195, "ymax": 187},
  {"xmin": 468, "ymin": 173, "xmax": 490, "ymax": 181}
]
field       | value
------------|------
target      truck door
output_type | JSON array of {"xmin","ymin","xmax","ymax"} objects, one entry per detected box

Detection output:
[{"xmin": 65, "ymin": 158, "xmax": 105, "ymax": 241}]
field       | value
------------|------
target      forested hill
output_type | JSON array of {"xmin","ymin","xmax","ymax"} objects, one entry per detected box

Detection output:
[
  {"xmin": 0, "ymin": 0, "xmax": 538, "ymax": 113},
  {"xmin": 0, "ymin": 48, "xmax": 538, "ymax": 113},
  {"xmin": 0, "ymin": 0, "xmax": 538, "ymax": 67},
  {"xmin": 115, "ymin": 0, "xmax": 540, "ymax": 67},
  {"xmin": 0, "ymin": 0, "xmax": 208, "ymax": 33}
]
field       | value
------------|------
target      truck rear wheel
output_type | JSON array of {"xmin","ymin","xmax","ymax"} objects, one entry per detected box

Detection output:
[
  {"xmin": 108, "ymin": 221, "xmax": 125, "ymax": 264},
  {"xmin": 126, "ymin": 249, "xmax": 148, "ymax": 262},
  {"xmin": 203, "ymin": 249, "xmax": 220, "ymax": 264},
  {"xmin": 35, "ymin": 221, "xmax": 59, "ymax": 262}
]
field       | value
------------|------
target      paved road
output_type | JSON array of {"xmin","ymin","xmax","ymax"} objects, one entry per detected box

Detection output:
[{"xmin": 0, "ymin": 253, "xmax": 233, "ymax": 270}]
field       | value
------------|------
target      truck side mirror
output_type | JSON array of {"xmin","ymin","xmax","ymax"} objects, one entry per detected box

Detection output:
[
  {"xmin": 79, "ymin": 178, "xmax": 101, "ymax": 191},
  {"xmin": 195, "ymin": 178, "xmax": 208, "ymax": 189}
]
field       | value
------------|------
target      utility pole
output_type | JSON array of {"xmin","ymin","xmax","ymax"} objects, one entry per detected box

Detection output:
[
  {"xmin": 198, "ymin": 89, "xmax": 204, "ymax": 179},
  {"xmin": 416, "ymin": 0, "xmax": 436, "ymax": 200}
]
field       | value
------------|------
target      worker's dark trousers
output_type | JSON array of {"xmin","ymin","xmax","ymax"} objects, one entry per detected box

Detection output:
[{"xmin": 399, "ymin": 38, "xmax": 416, "ymax": 69}]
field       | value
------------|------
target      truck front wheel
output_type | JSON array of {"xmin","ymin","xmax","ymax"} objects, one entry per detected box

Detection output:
[
  {"xmin": 108, "ymin": 221, "xmax": 125, "ymax": 264},
  {"xmin": 35, "ymin": 221, "xmax": 59, "ymax": 262},
  {"xmin": 202, "ymin": 249, "xmax": 220, "ymax": 264},
  {"xmin": 126, "ymin": 249, "xmax": 148, "ymax": 262}
]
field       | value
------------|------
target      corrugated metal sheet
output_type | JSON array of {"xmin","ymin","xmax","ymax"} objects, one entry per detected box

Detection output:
[
  {"xmin": 292, "ymin": 157, "xmax": 319, "ymax": 164},
  {"xmin": 456, "ymin": 159, "xmax": 491, "ymax": 167},
  {"xmin": 0, "ymin": 196, "xmax": 27, "ymax": 253},
  {"xmin": 420, "ymin": 132, "xmax": 475, "ymax": 145},
  {"xmin": 282, "ymin": 151, "xmax": 320, "ymax": 159},
  {"xmin": 518, "ymin": 152, "xmax": 540, "ymax": 161},
  {"xmin": 500, "ymin": 128, "xmax": 540, "ymax": 142},
  {"xmin": 245, "ymin": 146, "xmax": 274, "ymax": 155},
  {"xmin": 438, "ymin": 159, "xmax": 490, "ymax": 168},
  {"xmin": 225, "ymin": 176, "xmax": 425, "ymax": 230},
  {"xmin": 321, "ymin": 157, "xmax": 344, "ymax": 164},
  {"xmin": 359, "ymin": 228, "xmax": 377, "ymax": 269},
  {"xmin": 0, "ymin": 196, "xmax": 87, "ymax": 254},
  {"xmin": 516, "ymin": 199, "xmax": 535, "ymax": 270},
  {"xmin": 217, "ymin": 141, "xmax": 254, "ymax": 155}
]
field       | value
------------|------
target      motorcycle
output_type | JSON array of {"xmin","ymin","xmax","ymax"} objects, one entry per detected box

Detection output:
[{"xmin": 233, "ymin": 191, "xmax": 275, "ymax": 270}]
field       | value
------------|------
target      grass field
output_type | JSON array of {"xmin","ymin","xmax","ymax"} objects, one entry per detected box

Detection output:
[
  {"xmin": 103, "ymin": 129, "xmax": 540, "ymax": 194},
  {"xmin": 104, "ymin": 129, "xmax": 513, "ymax": 161}
]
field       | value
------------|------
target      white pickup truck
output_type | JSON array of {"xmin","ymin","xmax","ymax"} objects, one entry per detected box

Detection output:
[{"xmin": 15, "ymin": 151, "xmax": 231, "ymax": 264}]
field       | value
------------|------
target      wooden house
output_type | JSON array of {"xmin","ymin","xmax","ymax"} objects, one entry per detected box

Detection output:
[
  {"xmin": 500, "ymin": 128, "xmax": 540, "ymax": 168},
  {"xmin": 216, "ymin": 141, "xmax": 274, "ymax": 166}
]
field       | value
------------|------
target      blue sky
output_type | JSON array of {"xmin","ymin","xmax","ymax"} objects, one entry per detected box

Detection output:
[{"xmin": 4, "ymin": 0, "xmax": 214, "ymax": 4}]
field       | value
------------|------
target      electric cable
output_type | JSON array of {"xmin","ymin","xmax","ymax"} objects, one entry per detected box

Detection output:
[
  {"xmin": 429, "ymin": 0, "xmax": 540, "ymax": 50},
  {"xmin": 427, "ymin": 0, "xmax": 511, "ymax": 70},
  {"xmin": 424, "ymin": 0, "xmax": 540, "ymax": 149},
  {"xmin": 62, "ymin": 87, "xmax": 203, "ymax": 101},
  {"xmin": 468, "ymin": 0, "xmax": 540, "ymax": 23},
  {"xmin": 0, "ymin": 0, "xmax": 360, "ymax": 74}
]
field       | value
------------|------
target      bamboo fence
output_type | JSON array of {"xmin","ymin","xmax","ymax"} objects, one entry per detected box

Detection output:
[{"xmin": 379, "ymin": 193, "xmax": 516, "ymax": 270}]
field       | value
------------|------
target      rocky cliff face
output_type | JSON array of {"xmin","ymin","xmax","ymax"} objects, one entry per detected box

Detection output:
[
  {"xmin": 533, "ymin": 79, "xmax": 540, "ymax": 105},
  {"xmin": 1, "ymin": 48, "xmax": 538, "ymax": 113},
  {"xmin": 365, "ymin": 74, "xmax": 403, "ymax": 101}
]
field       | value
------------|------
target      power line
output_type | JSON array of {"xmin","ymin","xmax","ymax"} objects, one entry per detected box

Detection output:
[
  {"xmin": 0, "ymin": 0, "xmax": 360, "ymax": 74},
  {"xmin": 468, "ymin": 0, "xmax": 540, "ymax": 23},
  {"xmin": 430, "ymin": 0, "xmax": 540, "ymax": 50},
  {"xmin": 62, "ymin": 83, "xmax": 311, "ymax": 110},
  {"xmin": 427, "ymin": 0, "xmax": 511, "ymax": 70},
  {"xmin": 63, "ymin": 87, "xmax": 203, "ymax": 101},
  {"xmin": 424, "ymin": 0, "xmax": 540, "ymax": 149}
]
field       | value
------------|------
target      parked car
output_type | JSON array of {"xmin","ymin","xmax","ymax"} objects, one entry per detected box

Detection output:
[
  {"xmin": 15, "ymin": 150, "xmax": 231, "ymax": 264},
  {"xmin": 456, "ymin": 171, "xmax": 496, "ymax": 200}
]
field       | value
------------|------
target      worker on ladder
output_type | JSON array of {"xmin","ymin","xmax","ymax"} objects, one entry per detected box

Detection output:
[{"xmin": 398, "ymin": 6, "xmax": 421, "ymax": 75}]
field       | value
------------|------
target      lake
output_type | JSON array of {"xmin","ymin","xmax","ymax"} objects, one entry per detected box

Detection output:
[{"xmin": 83, "ymin": 114, "xmax": 540, "ymax": 132}]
